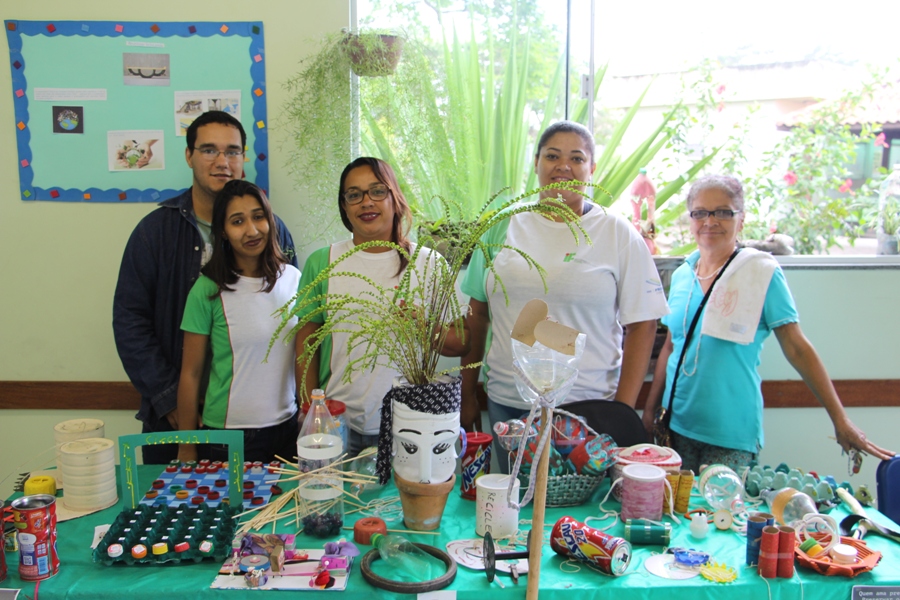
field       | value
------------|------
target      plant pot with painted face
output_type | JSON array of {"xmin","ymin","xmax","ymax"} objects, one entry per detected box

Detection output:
[{"xmin": 375, "ymin": 375, "xmax": 462, "ymax": 530}]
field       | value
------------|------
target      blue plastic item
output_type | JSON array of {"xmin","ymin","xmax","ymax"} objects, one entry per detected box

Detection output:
[{"xmin": 876, "ymin": 455, "xmax": 900, "ymax": 525}]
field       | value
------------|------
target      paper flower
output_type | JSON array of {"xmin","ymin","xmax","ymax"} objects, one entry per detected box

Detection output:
[
  {"xmin": 875, "ymin": 132, "xmax": 888, "ymax": 148},
  {"xmin": 783, "ymin": 171, "xmax": 798, "ymax": 186},
  {"xmin": 839, "ymin": 179, "xmax": 853, "ymax": 193}
]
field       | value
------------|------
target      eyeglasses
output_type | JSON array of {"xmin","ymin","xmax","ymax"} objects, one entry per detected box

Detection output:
[
  {"xmin": 689, "ymin": 209, "xmax": 741, "ymax": 220},
  {"xmin": 342, "ymin": 184, "xmax": 391, "ymax": 205},
  {"xmin": 192, "ymin": 147, "xmax": 245, "ymax": 161}
]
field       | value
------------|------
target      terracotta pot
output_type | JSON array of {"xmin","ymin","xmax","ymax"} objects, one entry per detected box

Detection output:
[{"xmin": 394, "ymin": 472, "xmax": 456, "ymax": 531}]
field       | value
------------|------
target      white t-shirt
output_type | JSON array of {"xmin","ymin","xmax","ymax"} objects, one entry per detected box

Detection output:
[
  {"xmin": 182, "ymin": 266, "xmax": 301, "ymax": 429},
  {"xmin": 462, "ymin": 208, "xmax": 669, "ymax": 409},
  {"xmin": 299, "ymin": 241, "xmax": 440, "ymax": 434}
]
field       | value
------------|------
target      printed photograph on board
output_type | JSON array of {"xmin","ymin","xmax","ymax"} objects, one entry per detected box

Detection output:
[
  {"xmin": 52, "ymin": 106, "xmax": 84, "ymax": 134},
  {"xmin": 123, "ymin": 53, "xmax": 170, "ymax": 87},
  {"xmin": 173, "ymin": 90, "xmax": 241, "ymax": 136},
  {"xmin": 107, "ymin": 130, "xmax": 165, "ymax": 171}
]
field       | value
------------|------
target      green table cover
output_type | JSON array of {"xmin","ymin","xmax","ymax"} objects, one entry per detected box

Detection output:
[{"xmin": 3, "ymin": 465, "xmax": 899, "ymax": 599}]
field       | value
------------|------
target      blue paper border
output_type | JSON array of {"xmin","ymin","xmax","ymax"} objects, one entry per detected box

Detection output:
[{"xmin": 5, "ymin": 20, "xmax": 268, "ymax": 202}]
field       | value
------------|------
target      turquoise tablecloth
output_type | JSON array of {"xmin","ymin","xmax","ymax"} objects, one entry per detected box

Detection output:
[{"xmin": 3, "ymin": 465, "xmax": 900, "ymax": 599}]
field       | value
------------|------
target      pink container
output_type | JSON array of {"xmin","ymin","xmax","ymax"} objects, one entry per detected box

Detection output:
[{"xmin": 611, "ymin": 444, "xmax": 682, "ymax": 501}]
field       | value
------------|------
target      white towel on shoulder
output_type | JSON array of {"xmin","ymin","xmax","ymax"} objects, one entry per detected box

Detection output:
[{"xmin": 701, "ymin": 248, "xmax": 778, "ymax": 345}]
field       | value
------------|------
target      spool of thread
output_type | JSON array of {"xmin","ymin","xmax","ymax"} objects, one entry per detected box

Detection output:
[
  {"xmin": 746, "ymin": 514, "xmax": 768, "ymax": 566},
  {"xmin": 54, "ymin": 418, "xmax": 105, "ymax": 487},
  {"xmin": 674, "ymin": 469, "xmax": 694, "ymax": 514},
  {"xmin": 59, "ymin": 437, "xmax": 118, "ymax": 511},
  {"xmin": 24, "ymin": 475, "xmax": 57, "ymax": 496},
  {"xmin": 758, "ymin": 526, "xmax": 780, "ymax": 579},
  {"xmin": 620, "ymin": 464, "xmax": 667, "ymax": 522},
  {"xmin": 624, "ymin": 519, "xmax": 671, "ymax": 545},
  {"xmin": 776, "ymin": 526, "xmax": 795, "ymax": 578},
  {"xmin": 663, "ymin": 472, "xmax": 680, "ymax": 514}
]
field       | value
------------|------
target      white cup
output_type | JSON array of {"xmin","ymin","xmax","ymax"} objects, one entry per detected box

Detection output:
[{"xmin": 475, "ymin": 474, "xmax": 520, "ymax": 538}]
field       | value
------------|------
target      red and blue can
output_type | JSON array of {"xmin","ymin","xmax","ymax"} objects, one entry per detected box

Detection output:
[
  {"xmin": 460, "ymin": 432, "xmax": 492, "ymax": 500},
  {"xmin": 11, "ymin": 494, "xmax": 59, "ymax": 581},
  {"xmin": 550, "ymin": 516, "xmax": 631, "ymax": 576}
]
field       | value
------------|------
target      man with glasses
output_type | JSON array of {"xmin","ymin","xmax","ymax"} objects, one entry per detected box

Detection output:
[{"xmin": 113, "ymin": 111, "xmax": 297, "ymax": 463}]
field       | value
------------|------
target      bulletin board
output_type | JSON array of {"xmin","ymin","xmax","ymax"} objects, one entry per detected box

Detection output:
[{"xmin": 5, "ymin": 20, "xmax": 268, "ymax": 202}]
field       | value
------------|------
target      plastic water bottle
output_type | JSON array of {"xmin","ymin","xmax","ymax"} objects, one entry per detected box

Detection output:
[
  {"xmin": 699, "ymin": 464, "xmax": 745, "ymax": 512},
  {"xmin": 760, "ymin": 487, "xmax": 818, "ymax": 526},
  {"xmin": 370, "ymin": 533, "xmax": 442, "ymax": 582},
  {"xmin": 296, "ymin": 389, "xmax": 344, "ymax": 537}
]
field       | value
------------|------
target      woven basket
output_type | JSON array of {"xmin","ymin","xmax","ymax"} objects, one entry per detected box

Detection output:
[
  {"xmin": 520, "ymin": 471, "xmax": 606, "ymax": 507},
  {"xmin": 508, "ymin": 407, "xmax": 613, "ymax": 507},
  {"xmin": 794, "ymin": 534, "xmax": 882, "ymax": 578}
]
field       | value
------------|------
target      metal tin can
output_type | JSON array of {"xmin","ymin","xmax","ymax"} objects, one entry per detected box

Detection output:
[
  {"xmin": 550, "ymin": 516, "xmax": 631, "ymax": 576},
  {"xmin": 624, "ymin": 518, "xmax": 672, "ymax": 545},
  {"xmin": 460, "ymin": 432, "xmax": 492, "ymax": 500},
  {"xmin": 10, "ymin": 494, "xmax": 59, "ymax": 581}
]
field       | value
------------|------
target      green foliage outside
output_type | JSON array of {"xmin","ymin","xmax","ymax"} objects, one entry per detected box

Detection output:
[{"xmin": 656, "ymin": 60, "xmax": 896, "ymax": 255}]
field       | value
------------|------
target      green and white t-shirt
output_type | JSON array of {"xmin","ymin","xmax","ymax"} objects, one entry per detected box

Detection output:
[
  {"xmin": 297, "ymin": 240, "xmax": 439, "ymax": 435},
  {"xmin": 461, "ymin": 208, "xmax": 669, "ymax": 409},
  {"xmin": 181, "ymin": 266, "xmax": 301, "ymax": 429}
]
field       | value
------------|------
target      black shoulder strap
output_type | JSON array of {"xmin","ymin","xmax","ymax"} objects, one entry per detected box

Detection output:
[{"xmin": 664, "ymin": 248, "xmax": 740, "ymax": 424}]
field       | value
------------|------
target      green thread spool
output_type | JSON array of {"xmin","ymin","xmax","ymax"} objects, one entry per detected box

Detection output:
[{"xmin": 624, "ymin": 519, "xmax": 671, "ymax": 545}]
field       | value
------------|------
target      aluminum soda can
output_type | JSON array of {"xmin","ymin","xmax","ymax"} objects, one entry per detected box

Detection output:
[
  {"xmin": 550, "ymin": 516, "xmax": 631, "ymax": 575},
  {"xmin": 460, "ymin": 432, "xmax": 492, "ymax": 500},
  {"xmin": 10, "ymin": 494, "xmax": 59, "ymax": 581}
]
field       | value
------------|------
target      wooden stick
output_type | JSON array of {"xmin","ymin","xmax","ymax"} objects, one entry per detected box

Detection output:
[{"xmin": 526, "ymin": 406, "xmax": 551, "ymax": 600}]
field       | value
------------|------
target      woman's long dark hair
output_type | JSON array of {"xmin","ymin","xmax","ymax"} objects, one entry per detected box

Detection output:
[
  {"xmin": 203, "ymin": 180, "xmax": 287, "ymax": 297},
  {"xmin": 338, "ymin": 157, "xmax": 412, "ymax": 275}
]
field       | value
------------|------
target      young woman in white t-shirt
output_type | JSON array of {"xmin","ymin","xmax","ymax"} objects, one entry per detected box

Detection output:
[
  {"xmin": 176, "ymin": 180, "xmax": 301, "ymax": 463},
  {"xmin": 294, "ymin": 157, "xmax": 468, "ymax": 457}
]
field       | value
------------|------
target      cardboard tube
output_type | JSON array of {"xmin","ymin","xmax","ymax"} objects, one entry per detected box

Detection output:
[
  {"xmin": 663, "ymin": 472, "xmax": 680, "ymax": 514},
  {"xmin": 758, "ymin": 526, "xmax": 780, "ymax": 578},
  {"xmin": 674, "ymin": 469, "xmax": 694, "ymax": 514},
  {"xmin": 777, "ymin": 526, "xmax": 795, "ymax": 578}
]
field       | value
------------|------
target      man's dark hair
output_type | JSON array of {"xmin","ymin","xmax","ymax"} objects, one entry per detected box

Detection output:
[{"xmin": 185, "ymin": 111, "xmax": 247, "ymax": 153}]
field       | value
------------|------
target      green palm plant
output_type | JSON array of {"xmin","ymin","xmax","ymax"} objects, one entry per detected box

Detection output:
[{"xmin": 361, "ymin": 18, "xmax": 718, "ymax": 236}]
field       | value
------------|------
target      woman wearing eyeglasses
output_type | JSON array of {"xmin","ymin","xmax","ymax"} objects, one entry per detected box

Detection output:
[
  {"xmin": 642, "ymin": 175, "xmax": 894, "ymax": 473},
  {"xmin": 460, "ymin": 121, "xmax": 670, "ymax": 471},
  {"xmin": 294, "ymin": 157, "xmax": 467, "ymax": 457}
]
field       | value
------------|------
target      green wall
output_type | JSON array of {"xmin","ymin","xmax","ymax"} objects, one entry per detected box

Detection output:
[{"xmin": 0, "ymin": 0, "xmax": 350, "ymax": 498}]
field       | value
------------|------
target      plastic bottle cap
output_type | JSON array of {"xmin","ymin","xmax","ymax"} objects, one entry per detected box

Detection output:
[
  {"xmin": 831, "ymin": 544, "xmax": 857, "ymax": 564},
  {"xmin": 325, "ymin": 399, "xmax": 346, "ymax": 416}
]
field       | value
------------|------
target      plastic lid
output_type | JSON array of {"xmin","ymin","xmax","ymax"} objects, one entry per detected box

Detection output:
[
  {"xmin": 325, "ymin": 399, "xmax": 346, "ymax": 416},
  {"xmin": 622, "ymin": 463, "xmax": 666, "ymax": 482}
]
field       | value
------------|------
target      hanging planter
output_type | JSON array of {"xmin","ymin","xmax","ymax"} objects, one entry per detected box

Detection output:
[{"xmin": 343, "ymin": 32, "xmax": 405, "ymax": 77}]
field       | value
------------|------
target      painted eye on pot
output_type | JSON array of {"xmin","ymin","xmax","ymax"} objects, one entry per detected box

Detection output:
[
  {"xmin": 432, "ymin": 443, "xmax": 450, "ymax": 455},
  {"xmin": 401, "ymin": 442, "xmax": 418, "ymax": 455}
]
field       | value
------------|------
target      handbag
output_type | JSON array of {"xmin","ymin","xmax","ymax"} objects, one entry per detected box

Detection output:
[{"xmin": 653, "ymin": 249, "xmax": 740, "ymax": 447}]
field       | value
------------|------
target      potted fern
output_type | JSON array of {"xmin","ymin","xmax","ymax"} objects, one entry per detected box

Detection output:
[
  {"xmin": 877, "ymin": 201, "xmax": 900, "ymax": 255},
  {"xmin": 271, "ymin": 181, "xmax": 589, "ymax": 529}
]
